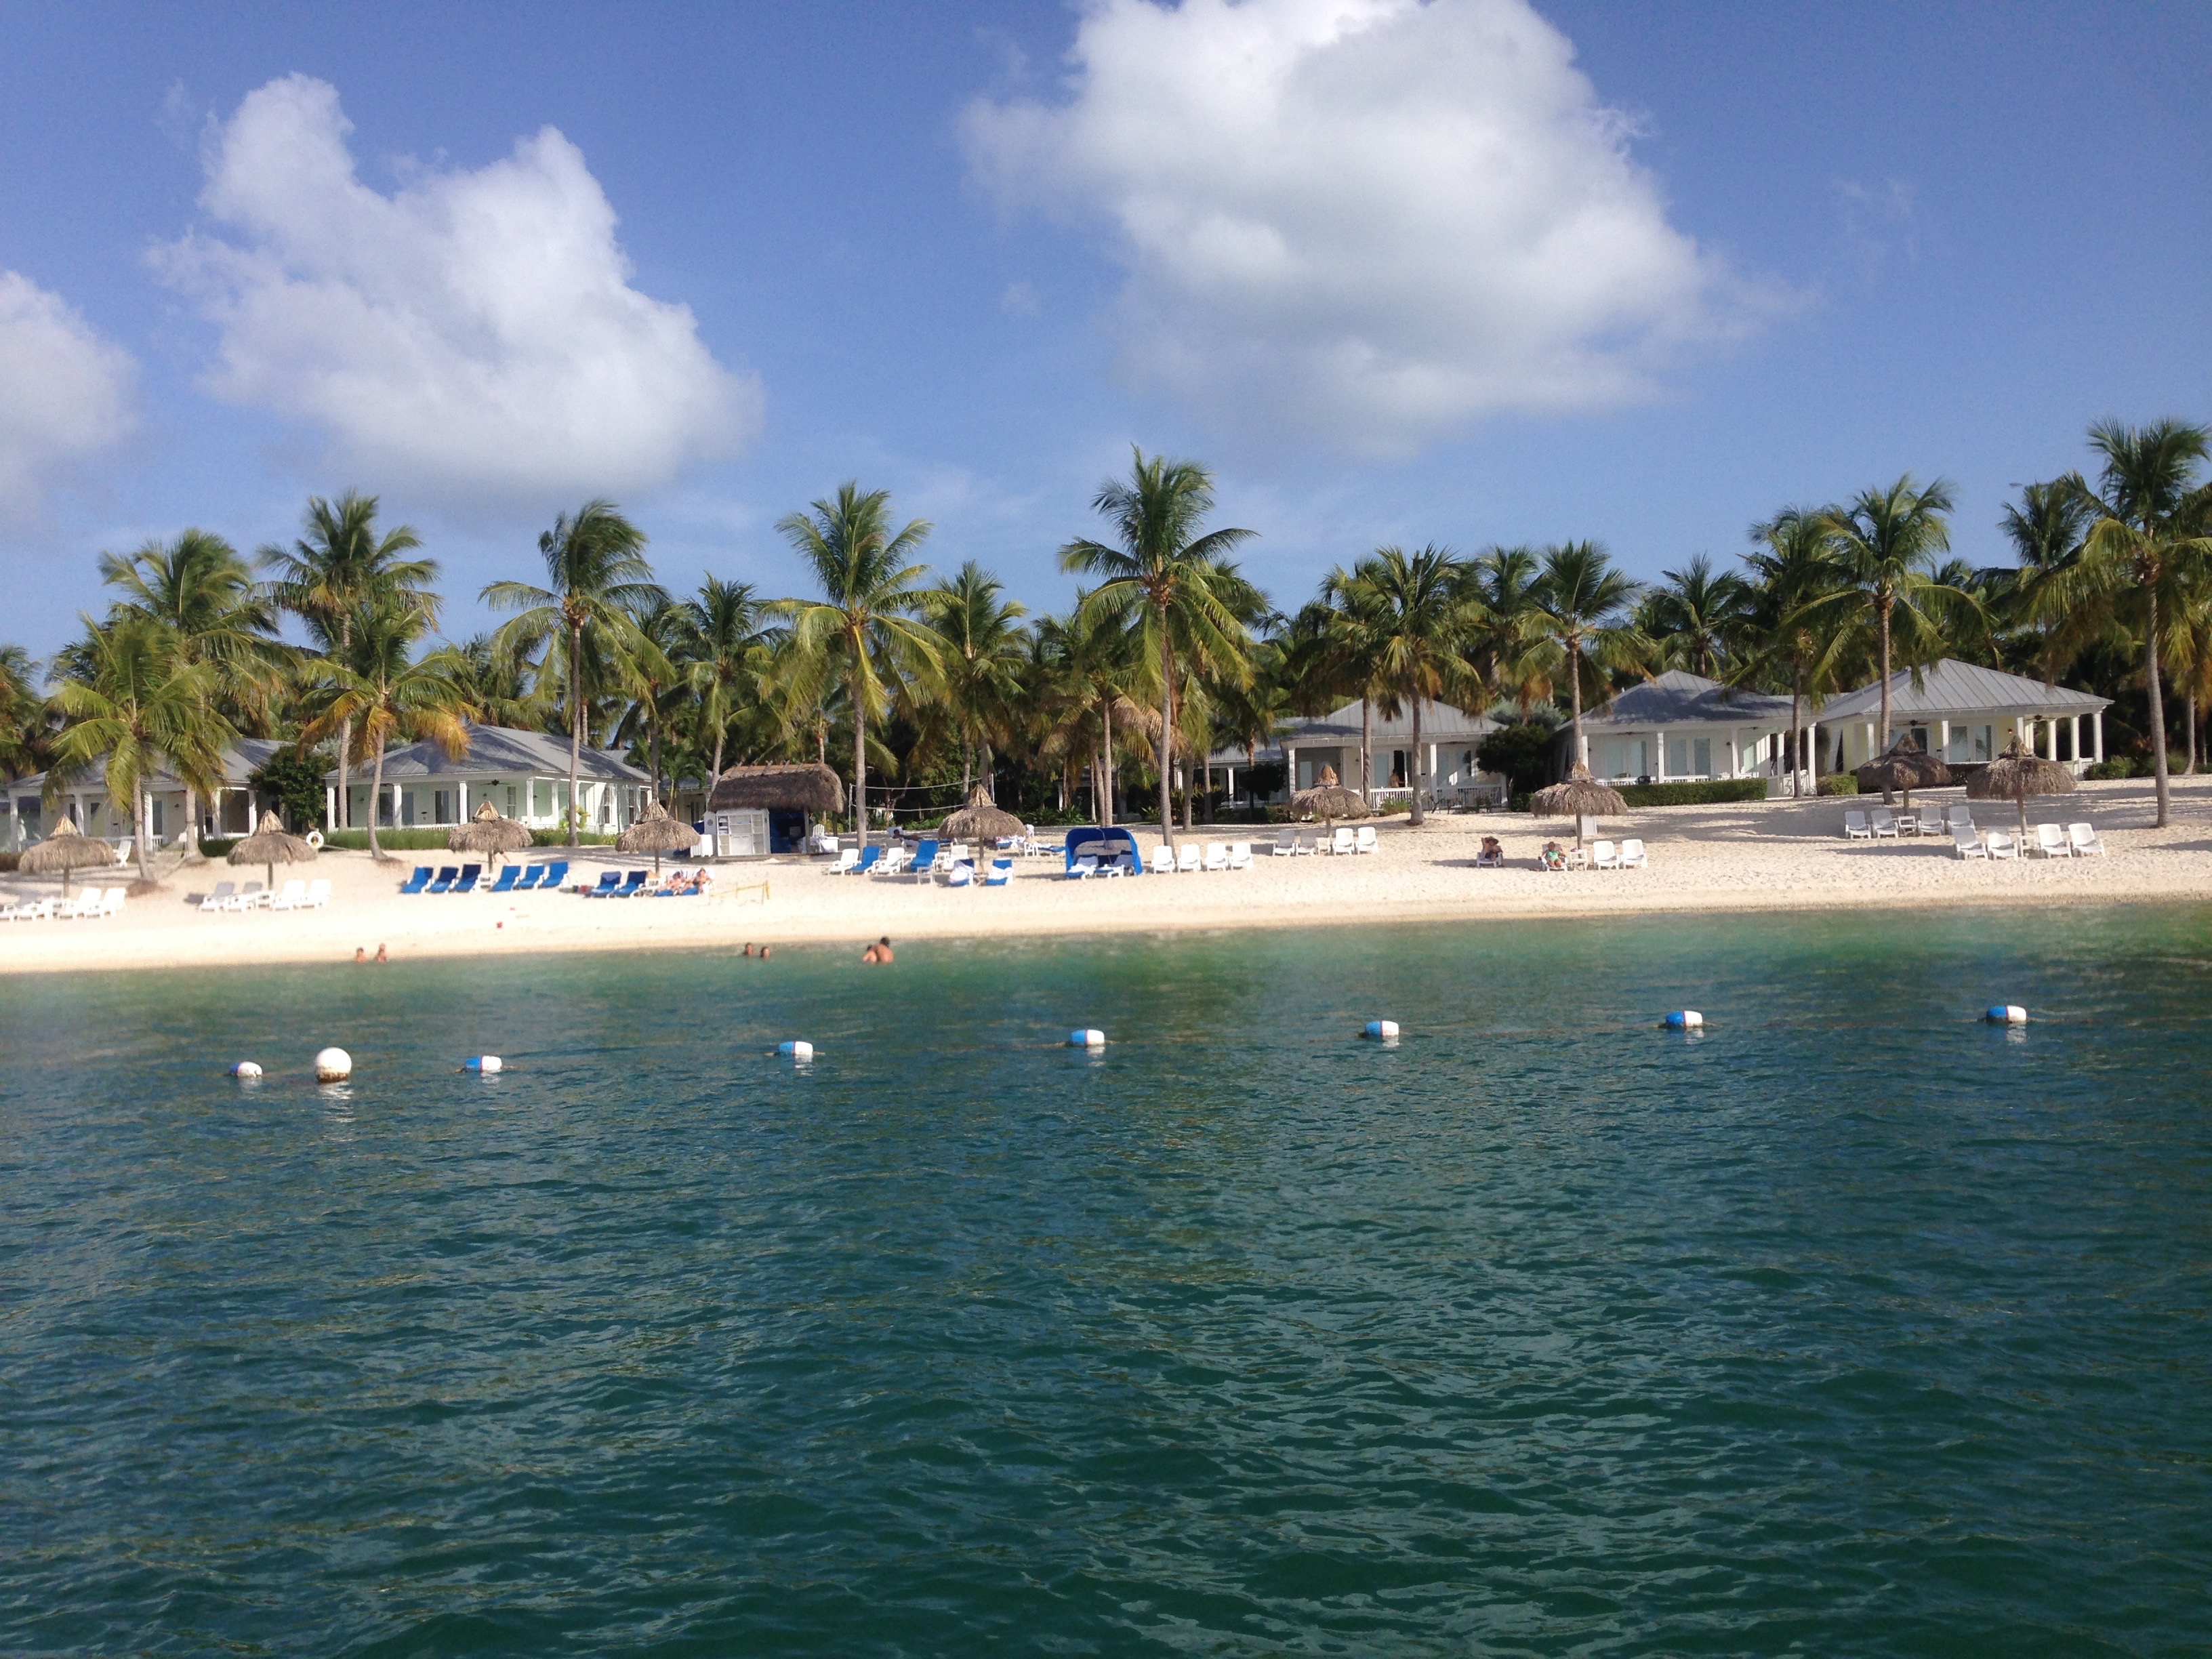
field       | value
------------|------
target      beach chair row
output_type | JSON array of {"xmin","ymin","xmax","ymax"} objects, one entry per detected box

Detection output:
[
  {"xmin": 3, "ymin": 885, "xmax": 129, "ymax": 921},
  {"xmin": 1952, "ymin": 821, "xmax": 2106, "ymax": 861},
  {"xmin": 821, "ymin": 840, "xmax": 1015, "ymax": 885},
  {"xmin": 1269, "ymin": 827, "xmax": 1379, "ymax": 857},
  {"xmin": 197, "ymin": 878, "xmax": 331, "ymax": 912},
  {"xmin": 575, "ymin": 867, "xmax": 713, "ymax": 897},
  {"xmin": 1843, "ymin": 806, "xmax": 1967, "ymax": 840},
  {"xmin": 397, "ymin": 861, "xmax": 569, "ymax": 896}
]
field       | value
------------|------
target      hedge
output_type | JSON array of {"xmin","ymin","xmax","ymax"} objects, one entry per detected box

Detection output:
[
  {"xmin": 1616, "ymin": 779, "xmax": 1766, "ymax": 808},
  {"xmin": 2085, "ymin": 757, "xmax": 2139, "ymax": 780},
  {"xmin": 1817, "ymin": 775, "xmax": 1860, "ymax": 796}
]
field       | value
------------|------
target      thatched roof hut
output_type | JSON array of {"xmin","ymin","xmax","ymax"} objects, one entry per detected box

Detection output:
[
  {"xmin": 1529, "ymin": 764, "xmax": 1629, "ymax": 839},
  {"xmin": 941, "ymin": 786, "xmax": 1023, "ymax": 843},
  {"xmin": 707, "ymin": 763, "xmax": 844, "ymax": 815},
  {"xmin": 19, "ymin": 815, "xmax": 118, "ymax": 892},
  {"xmin": 1290, "ymin": 764, "xmax": 1369, "ymax": 824},
  {"xmin": 1856, "ymin": 737, "xmax": 1952, "ymax": 806},
  {"xmin": 228, "ymin": 809, "xmax": 317, "ymax": 890},
  {"xmin": 616, "ymin": 800, "xmax": 700, "ymax": 870},
  {"xmin": 449, "ymin": 800, "xmax": 533, "ymax": 863},
  {"xmin": 1967, "ymin": 737, "xmax": 2077, "ymax": 836}
]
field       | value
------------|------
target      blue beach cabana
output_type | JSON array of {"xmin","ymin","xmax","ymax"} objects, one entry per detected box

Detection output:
[{"xmin": 1063, "ymin": 825, "xmax": 1144, "ymax": 876}]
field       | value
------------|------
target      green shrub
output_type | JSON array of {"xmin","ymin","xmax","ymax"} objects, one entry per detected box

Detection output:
[
  {"xmin": 1817, "ymin": 775, "xmax": 1860, "ymax": 796},
  {"xmin": 2085, "ymin": 757, "xmax": 2137, "ymax": 780},
  {"xmin": 198, "ymin": 838, "xmax": 239, "ymax": 858},
  {"xmin": 1477, "ymin": 724, "xmax": 1559, "ymax": 797},
  {"xmin": 1617, "ymin": 779, "xmax": 1766, "ymax": 808},
  {"xmin": 248, "ymin": 747, "xmax": 333, "ymax": 832}
]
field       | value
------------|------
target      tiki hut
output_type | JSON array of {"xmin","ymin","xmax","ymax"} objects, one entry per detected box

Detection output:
[
  {"xmin": 1967, "ymin": 737, "xmax": 2077, "ymax": 838},
  {"xmin": 1290, "ymin": 764, "xmax": 1368, "ymax": 825},
  {"xmin": 1529, "ymin": 763, "xmax": 1629, "ymax": 846},
  {"xmin": 707, "ymin": 763, "xmax": 844, "ymax": 816},
  {"xmin": 941, "ymin": 786, "xmax": 1023, "ymax": 844},
  {"xmin": 1856, "ymin": 736, "xmax": 1952, "ymax": 809},
  {"xmin": 616, "ymin": 800, "xmax": 701, "ymax": 872},
  {"xmin": 19, "ymin": 815, "xmax": 119, "ymax": 894},
  {"xmin": 448, "ymin": 800, "xmax": 534, "ymax": 867},
  {"xmin": 227, "ymin": 808, "xmax": 317, "ymax": 892}
]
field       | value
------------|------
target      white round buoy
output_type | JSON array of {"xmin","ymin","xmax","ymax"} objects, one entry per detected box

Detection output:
[
  {"xmin": 314, "ymin": 1046, "xmax": 352, "ymax": 1082},
  {"xmin": 1068, "ymin": 1028, "xmax": 1107, "ymax": 1048},
  {"xmin": 1362, "ymin": 1020, "xmax": 1400, "ymax": 1040},
  {"xmin": 1664, "ymin": 1010, "xmax": 1704, "ymax": 1029},
  {"xmin": 777, "ymin": 1040, "xmax": 815, "ymax": 1061},
  {"xmin": 229, "ymin": 1061, "xmax": 263, "ymax": 1080},
  {"xmin": 464, "ymin": 1055, "xmax": 503, "ymax": 1073},
  {"xmin": 1986, "ymin": 1004, "xmax": 2027, "ymax": 1025}
]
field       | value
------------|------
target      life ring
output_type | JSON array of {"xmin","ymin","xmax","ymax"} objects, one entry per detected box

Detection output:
[{"xmin": 306, "ymin": 830, "xmax": 325, "ymax": 849}]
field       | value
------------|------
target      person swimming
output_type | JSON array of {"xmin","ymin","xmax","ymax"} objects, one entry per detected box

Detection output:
[{"xmin": 861, "ymin": 937, "xmax": 894, "ymax": 964}]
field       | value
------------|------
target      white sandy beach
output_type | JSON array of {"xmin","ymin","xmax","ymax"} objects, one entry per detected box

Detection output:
[{"xmin": 5, "ymin": 775, "xmax": 2211, "ymax": 976}]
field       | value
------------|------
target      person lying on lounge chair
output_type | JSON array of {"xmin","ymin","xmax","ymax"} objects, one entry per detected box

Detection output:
[
  {"xmin": 1539, "ymin": 840, "xmax": 1568, "ymax": 872},
  {"xmin": 1476, "ymin": 836, "xmax": 1505, "ymax": 868}
]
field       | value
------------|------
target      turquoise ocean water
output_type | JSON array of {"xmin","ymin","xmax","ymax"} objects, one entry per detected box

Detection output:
[{"xmin": 2, "ymin": 906, "xmax": 2208, "ymax": 1656}]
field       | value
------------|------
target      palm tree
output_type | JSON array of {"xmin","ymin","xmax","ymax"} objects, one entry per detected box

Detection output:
[
  {"xmin": 483, "ymin": 501, "xmax": 663, "ymax": 845},
  {"xmin": 2032, "ymin": 421, "xmax": 2212, "ymax": 826},
  {"xmin": 1799, "ymin": 476, "xmax": 1977, "ymax": 754},
  {"xmin": 1331, "ymin": 546, "xmax": 1483, "ymax": 825},
  {"xmin": 672, "ymin": 575, "xmax": 775, "ymax": 784},
  {"xmin": 610, "ymin": 600, "xmax": 684, "ymax": 806},
  {"xmin": 47, "ymin": 617, "xmax": 236, "ymax": 884},
  {"xmin": 1035, "ymin": 600, "xmax": 1143, "ymax": 825},
  {"xmin": 1528, "ymin": 541, "xmax": 1645, "ymax": 769},
  {"xmin": 1315, "ymin": 569, "xmax": 1387, "ymax": 806},
  {"xmin": 262, "ymin": 493, "xmax": 438, "ymax": 830},
  {"xmin": 1637, "ymin": 554, "xmax": 1752, "ymax": 678},
  {"xmin": 1467, "ymin": 546, "xmax": 1551, "ymax": 714},
  {"xmin": 100, "ymin": 529, "xmax": 287, "ymax": 730},
  {"xmin": 1738, "ymin": 508, "xmax": 1846, "ymax": 793},
  {"xmin": 300, "ymin": 603, "xmax": 472, "ymax": 862},
  {"xmin": 1061, "ymin": 449, "xmax": 1256, "ymax": 848},
  {"xmin": 1, "ymin": 643, "xmax": 47, "ymax": 780},
  {"xmin": 921, "ymin": 561, "xmax": 1030, "ymax": 800},
  {"xmin": 773, "ymin": 483, "xmax": 940, "ymax": 849}
]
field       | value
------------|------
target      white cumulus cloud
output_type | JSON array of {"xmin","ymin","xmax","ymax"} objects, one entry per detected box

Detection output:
[
  {"xmin": 965, "ymin": 0, "xmax": 1770, "ymax": 453},
  {"xmin": 0, "ymin": 271, "xmax": 137, "ymax": 520},
  {"xmin": 155, "ymin": 75, "xmax": 758, "ymax": 506}
]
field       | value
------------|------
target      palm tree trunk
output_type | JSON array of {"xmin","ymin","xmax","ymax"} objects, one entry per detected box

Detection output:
[
  {"xmin": 1569, "ymin": 641, "xmax": 1585, "ymax": 769},
  {"xmin": 368, "ymin": 736, "xmax": 389, "ymax": 863},
  {"xmin": 1409, "ymin": 701, "xmax": 1426, "ymax": 825},
  {"xmin": 1155, "ymin": 609, "xmax": 1176, "ymax": 848},
  {"xmin": 1359, "ymin": 697, "xmax": 1372, "ymax": 805},
  {"xmin": 960, "ymin": 735, "xmax": 971, "ymax": 802},
  {"xmin": 567, "ymin": 620, "xmax": 584, "ymax": 846},
  {"xmin": 711, "ymin": 724, "xmax": 725, "ymax": 785},
  {"xmin": 852, "ymin": 668, "xmax": 868, "ymax": 850},
  {"xmin": 1790, "ymin": 685, "xmax": 1803, "ymax": 797},
  {"xmin": 134, "ymin": 785, "xmax": 155, "ymax": 884},
  {"xmin": 2146, "ymin": 584, "xmax": 2169, "ymax": 827},
  {"xmin": 649, "ymin": 721, "xmax": 663, "ymax": 808},
  {"xmin": 1101, "ymin": 695, "xmax": 1114, "ymax": 825},
  {"xmin": 335, "ymin": 613, "xmax": 353, "ymax": 829},
  {"xmin": 1877, "ymin": 598, "xmax": 1893, "ymax": 752},
  {"xmin": 2185, "ymin": 693, "xmax": 2196, "ymax": 776}
]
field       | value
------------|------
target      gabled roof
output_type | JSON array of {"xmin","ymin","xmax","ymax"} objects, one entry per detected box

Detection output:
[
  {"xmin": 1271, "ymin": 699, "xmax": 1500, "ymax": 748},
  {"xmin": 1817, "ymin": 659, "xmax": 2109, "ymax": 720},
  {"xmin": 7, "ymin": 737, "xmax": 287, "ymax": 798},
  {"xmin": 333, "ymin": 723, "xmax": 649, "ymax": 784},
  {"xmin": 1584, "ymin": 670, "xmax": 1795, "ymax": 728}
]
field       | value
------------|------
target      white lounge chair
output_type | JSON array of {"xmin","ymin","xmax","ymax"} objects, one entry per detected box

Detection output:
[
  {"xmin": 1870, "ymin": 809, "xmax": 1900, "ymax": 838},
  {"xmin": 1843, "ymin": 811, "xmax": 1871, "ymax": 839},
  {"xmin": 823, "ymin": 848, "xmax": 859, "ymax": 875},
  {"xmin": 1617, "ymin": 838, "xmax": 1648, "ymax": 869},
  {"xmin": 1271, "ymin": 831, "xmax": 1296, "ymax": 857},
  {"xmin": 270, "ymin": 878, "xmax": 310, "ymax": 909},
  {"xmin": 304, "ymin": 878, "xmax": 331, "ymax": 908},
  {"xmin": 1202, "ymin": 842, "xmax": 1229, "ymax": 872},
  {"xmin": 1354, "ymin": 826, "xmax": 1379, "ymax": 854},
  {"xmin": 200, "ymin": 880, "xmax": 237, "ymax": 912},
  {"xmin": 1227, "ymin": 842, "xmax": 1252, "ymax": 870},
  {"xmin": 1176, "ymin": 844, "xmax": 1203, "ymax": 874},
  {"xmin": 1294, "ymin": 832, "xmax": 1317, "ymax": 856},
  {"xmin": 1329, "ymin": 827, "xmax": 1355, "ymax": 856},
  {"xmin": 1986, "ymin": 830, "xmax": 2020, "ymax": 860},
  {"xmin": 1147, "ymin": 844, "xmax": 1175, "ymax": 875},
  {"xmin": 2032, "ymin": 823, "xmax": 2072, "ymax": 859},
  {"xmin": 1946, "ymin": 805, "xmax": 1975, "ymax": 835},
  {"xmin": 225, "ymin": 881, "xmax": 265, "ymax": 912},
  {"xmin": 2067, "ymin": 821, "xmax": 2106, "ymax": 857},
  {"xmin": 98, "ymin": 886, "xmax": 127, "ymax": 918},
  {"xmin": 1590, "ymin": 839, "xmax": 1620, "ymax": 870},
  {"xmin": 2, "ymin": 897, "xmax": 53, "ymax": 921},
  {"xmin": 872, "ymin": 846, "xmax": 909, "ymax": 878},
  {"xmin": 1067, "ymin": 855, "xmax": 1099, "ymax": 880},
  {"xmin": 1952, "ymin": 827, "xmax": 1987, "ymax": 859}
]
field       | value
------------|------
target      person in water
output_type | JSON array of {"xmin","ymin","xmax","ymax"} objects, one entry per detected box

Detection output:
[
  {"xmin": 374, "ymin": 943, "xmax": 390, "ymax": 962},
  {"xmin": 861, "ymin": 936, "xmax": 894, "ymax": 964},
  {"xmin": 353, "ymin": 947, "xmax": 367, "ymax": 964}
]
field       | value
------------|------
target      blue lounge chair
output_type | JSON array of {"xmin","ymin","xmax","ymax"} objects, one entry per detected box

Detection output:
[
  {"xmin": 907, "ymin": 838, "xmax": 939, "ymax": 882},
  {"xmin": 537, "ymin": 861, "xmax": 569, "ymax": 890},
  {"xmin": 585, "ymin": 871, "xmax": 622, "ymax": 897},
  {"xmin": 485, "ymin": 866, "xmax": 521, "ymax": 895},
  {"xmin": 426, "ymin": 865, "xmax": 460, "ymax": 894},
  {"xmin": 397, "ymin": 866, "xmax": 432, "ymax": 895},
  {"xmin": 984, "ymin": 858, "xmax": 1012, "ymax": 887},
  {"xmin": 452, "ymin": 863, "xmax": 483, "ymax": 893},
  {"xmin": 608, "ymin": 869, "xmax": 649, "ymax": 898},
  {"xmin": 851, "ymin": 846, "xmax": 883, "ymax": 877},
  {"xmin": 510, "ymin": 865, "xmax": 542, "ymax": 891}
]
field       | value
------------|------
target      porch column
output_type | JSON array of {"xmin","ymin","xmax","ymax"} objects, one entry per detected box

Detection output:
[
  {"xmin": 1286, "ymin": 745, "xmax": 1298, "ymax": 795},
  {"xmin": 325, "ymin": 785, "xmax": 336, "ymax": 831},
  {"xmin": 2093, "ymin": 710, "xmax": 2104, "ymax": 762},
  {"xmin": 457, "ymin": 779, "xmax": 469, "ymax": 823},
  {"xmin": 2069, "ymin": 714, "xmax": 2081, "ymax": 763},
  {"xmin": 246, "ymin": 796, "xmax": 258, "ymax": 834},
  {"xmin": 1225, "ymin": 764, "xmax": 1236, "ymax": 803},
  {"xmin": 390, "ymin": 782, "xmax": 401, "ymax": 828},
  {"xmin": 2048, "ymin": 718, "xmax": 2060, "ymax": 762},
  {"xmin": 1938, "ymin": 718, "xmax": 1950, "ymax": 762},
  {"xmin": 1654, "ymin": 732, "xmax": 1666, "ymax": 781}
]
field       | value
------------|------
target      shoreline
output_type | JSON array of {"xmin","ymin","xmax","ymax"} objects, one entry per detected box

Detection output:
[{"xmin": 5, "ymin": 773, "xmax": 2209, "ymax": 977}]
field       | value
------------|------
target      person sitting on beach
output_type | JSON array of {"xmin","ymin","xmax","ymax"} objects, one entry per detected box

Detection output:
[
  {"xmin": 691, "ymin": 869, "xmax": 712, "ymax": 895},
  {"xmin": 1539, "ymin": 841, "xmax": 1568, "ymax": 873},
  {"xmin": 1477, "ymin": 836, "xmax": 1504, "ymax": 868},
  {"xmin": 861, "ymin": 936, "xmax": 894, "ymax": 964}
]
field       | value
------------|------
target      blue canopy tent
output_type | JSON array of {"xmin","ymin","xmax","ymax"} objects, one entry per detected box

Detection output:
[{"xmin": 1063, "ymin": 825, "xmax": 1144, "ymax": 876}]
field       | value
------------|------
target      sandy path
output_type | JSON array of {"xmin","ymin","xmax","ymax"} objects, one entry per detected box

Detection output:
[{"xmin": 5, "ymin": 775, "xmax": 2209, "ymax": 976}]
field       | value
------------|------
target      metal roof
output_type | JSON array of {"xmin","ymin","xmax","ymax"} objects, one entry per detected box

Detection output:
[
  {"xmin": 1584, "ymin": 670, "xmax": 1795, "ymax": 729},
  {"xmin": 330, "ymin": 723, "xmax": 649, "ymax": 784},
  {"xmin": 1816, "ymin": 659, "xmax": 2109, "ymax": 720},
  {"xmin": 1218, "ymin": 699, "xmax": 1500, "ymax": 763},
  {"xmin": 6, "ymin": 737, "xmax": 287, "ymax": 799}
]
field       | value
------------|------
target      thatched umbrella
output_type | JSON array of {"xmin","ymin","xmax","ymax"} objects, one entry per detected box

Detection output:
[
  {"xmin": 1529, "ymin": 762, "xmax": 1628, "ymax": 847},
  {"xmin": 449, "ymin": 800, "xmax": 533, "ymax": 867},
  {"xmin": 1290, "ymin": 764, "xmax": 1369, "ymax": 825},
  {"xmin": 941, "ymin": 785, "xmax": 1023, "ymax": 845},
  {"xmin": 617, "ymin": 800, "xmax": 700, "ymax": 872},
  {"xmin": 1967, "ymin": 736, "xmax": 2077, "ymax": 839},
  {"xmin": 1856, "ymin": 736, "xmax": 1952, "ymax": 810},
  {"xmin": 227, "ymin": 808, "xmax": 317, "ymax": 893},
  {"xmin": 19, "ymin": 815, "xmax": 119, "ymax": 895}
]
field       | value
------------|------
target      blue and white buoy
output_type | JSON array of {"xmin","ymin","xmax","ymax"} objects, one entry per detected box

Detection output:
[
  {"xmin": 314, "ymin": 1046, "xmax": 352, "ymax": 1082},
  {"xmin": 777, "ymin": 1040, "xmax": 815, "ymax": 1061},
  {"xmin": 1664, "ymin": 1010, "xmax": 1704, "ymax": 1030},
  {"xmin": 464, "ymin": 1055, "xmax": 503, "ymax": 1073},
  {"xmin": 229, "ymin": 1061, "xmax": 262, "ymax": 1080},
  {"xmin": 1362, "ymin": 1019, "xmax": 1400, "ymax": 1040},
  {"xmin": 1068, "ymin": 1028, "xmax": 1107, "ymax": 1048},
  {"xmin": 1986, "ymin": 1004, "xmax": 2027, "ymax": 1025}
]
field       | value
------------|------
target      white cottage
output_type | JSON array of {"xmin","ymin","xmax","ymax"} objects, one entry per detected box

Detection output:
[
  {"xmin": 1809, "ymin": 660, "xmax": 2110, "ymax": 775},
  {"xmin": 3, "ymin": 737, "xmax": 289, "ymax": 851},
  {"xmin": 324, "ymin": 724, "xmax": 653, "ymax": 833},
  {"xmin": 1208, "ymin": 699, "xmax": 1504, "ymax": 806},
  {"xmin": 1579, "ymin": 671, "xmax": 1799, "ymax": 783}
]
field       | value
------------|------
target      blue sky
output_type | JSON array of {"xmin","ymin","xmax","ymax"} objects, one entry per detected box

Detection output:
[{"xmin": 1, "ymin": 0, "xmax": 2206, "ymax": 658}]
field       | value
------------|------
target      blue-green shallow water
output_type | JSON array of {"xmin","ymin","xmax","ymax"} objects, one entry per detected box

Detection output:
[{"xmin": 3, "ymin": 907, "xmax": 2209, "ymax": 1657}]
